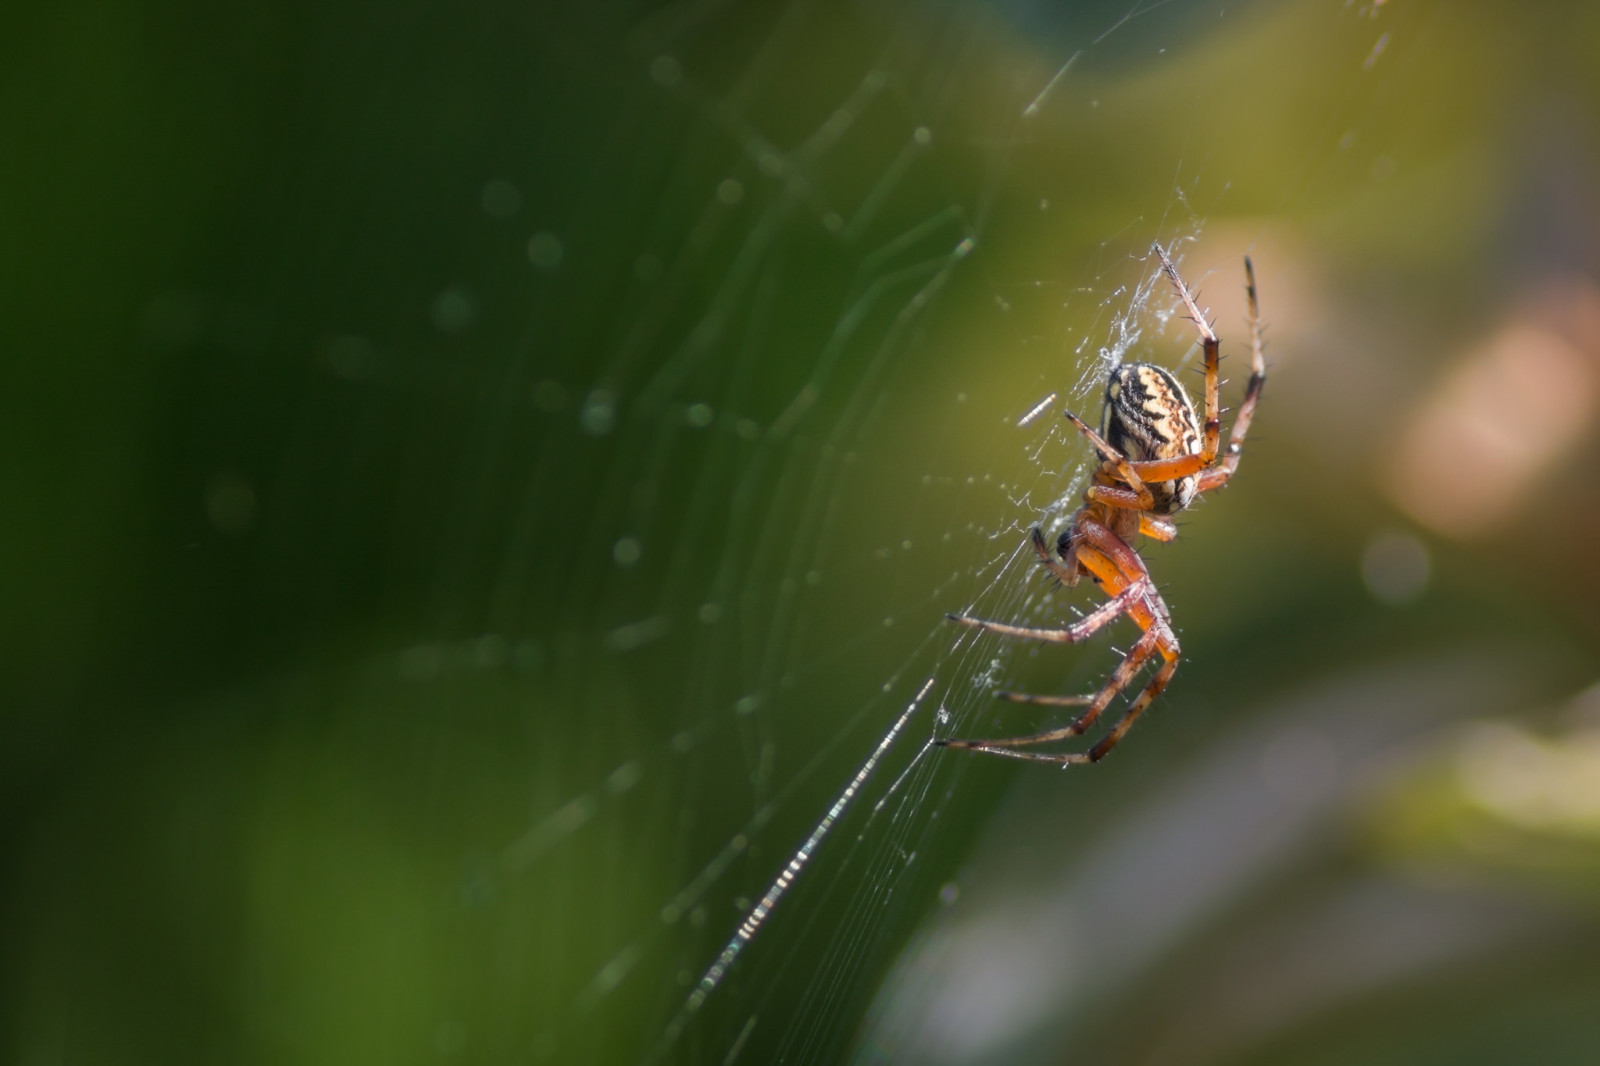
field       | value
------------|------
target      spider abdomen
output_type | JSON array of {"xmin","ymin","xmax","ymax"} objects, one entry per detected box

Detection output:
[{"xmin": 1103, "ymin": 362, "xmax": 1200, "ymax": 514}]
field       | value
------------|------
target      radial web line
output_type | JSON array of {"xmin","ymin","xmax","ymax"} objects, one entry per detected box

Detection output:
[
  {"xmin": 649, "ymin": 677, "xmax": 936, "ymax": 1056},
  {"xmin": 870, "ymin": 737, "xmax": 937, "ymax": 820},
  {"xmin": 1022, "ymin": 50, "xmax": 1080, "ymax": 117},
  {"xmin": 1017, "ymin": 391, "xmax": 1058, "ymax": 427}
]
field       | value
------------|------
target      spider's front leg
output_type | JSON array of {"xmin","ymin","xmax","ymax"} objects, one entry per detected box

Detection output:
[
  {"xmin": 1154, "ymin": 241, "xmax": 1221, "ymax": 463},
  {"xmin": 1195, "ymin": 256, "xmax": 1267, "ymax": 494}
]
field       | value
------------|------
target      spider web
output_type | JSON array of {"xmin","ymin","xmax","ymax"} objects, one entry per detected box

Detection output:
[
  {"xmin": 466, "ymin": 2, "xmax": 1375, "ymax": 1062},
  {"xmin": 1, "ymin": 0, "xmax": 1422, "ymax": 1064},
  {"xmin": 299, "ymin": 4, "xmax": 1390, "ymax": 1064}
]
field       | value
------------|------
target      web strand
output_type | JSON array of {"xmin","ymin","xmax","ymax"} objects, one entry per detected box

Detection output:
[{"xmin": 647, "ymin": 677, "xmax": 936, "ymax": 1060}]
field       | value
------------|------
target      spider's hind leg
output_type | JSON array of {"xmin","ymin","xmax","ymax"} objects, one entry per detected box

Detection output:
[
  {"xmin": 1084, "ymin": 647, "xmax": 1179, "ymax": 762},
  {"xmin": 946, "ymin": 576, "xmax": 1152, "ymax": 646},
  {"xmin": 938, "ymin": 626, "xmax": 1164, "ymax": 756},
  {"xmin": 941, "ymin": 617, "xmax": 1181, "ymax": 765}
]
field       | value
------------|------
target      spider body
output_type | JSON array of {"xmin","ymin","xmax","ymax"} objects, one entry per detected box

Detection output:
[
  {"xmin": 1102, "ymin": 363, "xmax": 1201, "ymax": 515},
  {"xmin": 939, "ymin": 244, "xmax": 1266, "ymax": 766}
]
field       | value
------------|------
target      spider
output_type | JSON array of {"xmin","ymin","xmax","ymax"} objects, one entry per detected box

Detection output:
[{"xmin": 938, "ymin": 243, "xmax": 1265, "ymax": 766}]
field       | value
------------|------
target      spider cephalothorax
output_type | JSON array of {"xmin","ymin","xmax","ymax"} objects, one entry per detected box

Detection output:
[{"xmin": 938, "ymin": 243, "xmax": 1265, "ymax": 766}]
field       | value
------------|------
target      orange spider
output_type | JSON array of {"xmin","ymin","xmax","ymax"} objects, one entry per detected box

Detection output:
[{"xmin": 940, "ymin": 243, "xmax": 1265, "ymax": 765}]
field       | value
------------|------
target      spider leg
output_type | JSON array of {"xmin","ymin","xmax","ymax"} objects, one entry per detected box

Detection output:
[
  {"xmin": 979, "ymin": 529, "xmax": 1151, "ymax": 706},
  {"xmin": 1065, "ymin": 411, "xmax": 1213, "ymax": 507},
  {"xmin": 1064, "ymin": 412, "xmax": 1154, "ymax": 509},
  {"xmin": 1071, "ymin": 518, "xmax": 1173, "ymax": 630},
  {"xmin": 1060, "ymin": 520, "xmax": 1183, "ymax": 761},
  {"xmin": 942, "ymin": 600, "xmax": 1182, "ymax": 766},
  {"xmin": 1084, "ymin": 481, "xmax": 1158, "ymax": 511},
  {"xmin": 1084, "ymin": 650, "xmax": 1180, "ymax": 761},
  {"xmin": 1120, "ymin": 452, "xmax": 1210, "ymax": 484},
  {"xmin": 946, "ymin": 577, "xmax": 1152, "ymax": 645},
  {"xmin": 1153, "ymin": 241, "xmax": 1220, "ymax": 463},
  {"xmin": 937, "ymin": 626, "xmax": 1164, "ymax": 754},
  {"xmin": 939, "ymin": 517, "xmax": 1183, "ymax": 762},
  {"xmin": 1196, "ymin": 256, "xmax": 1266, "ymax": 494},
  {"xmin": 1030, "ymin": 526, "xmax": 1082, "ymax": 587},
  {"xmin": 1139, "ymin": 514, "xmax": 1178, "ymax": 541},
  {"xmin": 1066, "ymin": 405, "xmax": 1221, "ymax": 508}
]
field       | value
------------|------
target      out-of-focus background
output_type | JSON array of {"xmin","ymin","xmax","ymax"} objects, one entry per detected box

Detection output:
[{"xmin": 5, "ymin": 1, "xmax": 1600, "ymax": 1064}]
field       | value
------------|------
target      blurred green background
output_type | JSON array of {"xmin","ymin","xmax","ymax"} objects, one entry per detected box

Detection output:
[{"xmin": 6, "ymin": 0, "xmax": 1600, "ymax": 1064}]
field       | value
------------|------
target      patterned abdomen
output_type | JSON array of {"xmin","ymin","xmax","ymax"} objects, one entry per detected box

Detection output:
[{"xmin": 1102, "ymin": 362, "xmax": 1201, "ymax": 514}]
